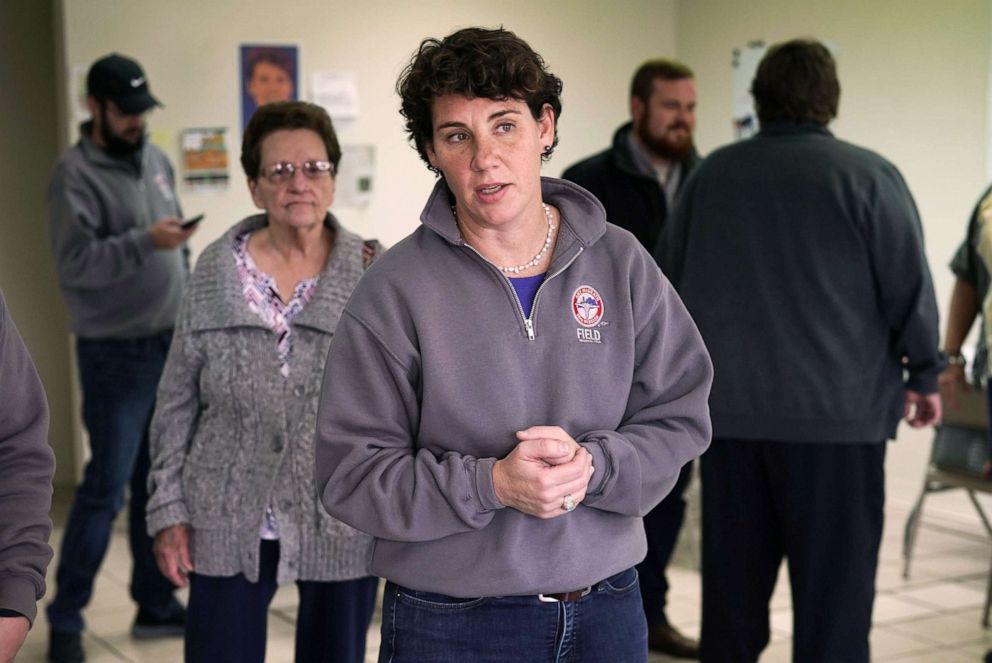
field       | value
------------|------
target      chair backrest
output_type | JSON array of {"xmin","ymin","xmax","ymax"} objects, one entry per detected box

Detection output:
[
  {"xmin": 942, "ymin": 386, "xmax": 989, "ymax": 431},
  {"xmin": 932, "ymin": 385, "xmax": 989, "ymax": 480},
  {"xmin": 932, "ymin": 424, "xmax": 988, "ymax": 477}
]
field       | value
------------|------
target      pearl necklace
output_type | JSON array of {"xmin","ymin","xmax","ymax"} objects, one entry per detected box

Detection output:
[{"xmin": 453, "ymin": 203, "xmax": 556, "ymax": 274}]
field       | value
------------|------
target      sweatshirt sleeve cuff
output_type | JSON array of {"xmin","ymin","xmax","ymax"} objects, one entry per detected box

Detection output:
[
  {"xmin": 907, "ymin": 357, "xmax": 945, "ymax": 394},
  {"xmin": 579, "ymin": 438, "xmax": 609, "ymax": 496},
  {"xmin": 0, "ymin": 575, "xmax": 40, "ymax": 625},
  {"xmin": 131, "ymin": 228, "xmax": 158, "ymax": 260},
  {"xmin": 473, "ymin": 457, "xmax": 506, "ymax": 513}
]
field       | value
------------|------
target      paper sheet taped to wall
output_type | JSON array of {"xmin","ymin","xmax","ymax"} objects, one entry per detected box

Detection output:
[{"xmin": 312, "ymin": 71, "xmax": 359, "ymax": 121}]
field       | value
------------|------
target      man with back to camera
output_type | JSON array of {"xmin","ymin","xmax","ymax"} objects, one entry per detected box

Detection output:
[
  {"xmin": 46, "ymin": 53, "xmax": 197, "ymax": 663},
  {"xmin": 562, "ymin": 58, "xmax": 701, "ymax": 659},
  {"xmin": 657, "ymin": 39, "xmax": 943, "ymax": 663}
]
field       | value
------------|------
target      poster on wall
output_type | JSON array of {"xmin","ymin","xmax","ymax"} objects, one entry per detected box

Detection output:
[
  {"xmin": 240, "ymin": 44, "xmax": 299, "ymax": 131},
  {"xmin": 181, "ymin": 127, "xmax": 230, "ymax": 190}
]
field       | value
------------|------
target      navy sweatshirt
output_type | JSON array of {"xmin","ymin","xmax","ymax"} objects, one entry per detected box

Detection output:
[{"xmin": 658, "ymin": 122, "xmax": 943, "ymax": 443}]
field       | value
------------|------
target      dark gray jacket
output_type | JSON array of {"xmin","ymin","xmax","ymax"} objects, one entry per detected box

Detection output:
[
  {"xmin": 48, "ymin": 124, "xmax": 187, "ymax": 338},
  {"xmin": 562, "ymin": 122, "xmax": 700, "ymax": 252},
  {"xmin": 659, "ymin": 122, "xmax": 943, "ymax": 442},
  {"xmin": 315, "ymin": 178, "xmax": 712, "ymax": 598},
  {"xmin": 0, "ymin": 292, "xmax": 54, "ymax": 624}
]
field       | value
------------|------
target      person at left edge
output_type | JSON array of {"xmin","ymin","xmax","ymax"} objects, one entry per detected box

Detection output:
[
  {"xmin": 0, "ymin": 291, "xmax": 56, "ymax": 663},
  {"xmin": 46, "ymin": 53, "xmax": 196, "ymax": 663},
  {"xmin": 314, "ymin": 26, "xmax": 713, "ymax": 663},
  {"xmin": 146, "ymin": 101, "xmax": 380, "ymax": 663}
]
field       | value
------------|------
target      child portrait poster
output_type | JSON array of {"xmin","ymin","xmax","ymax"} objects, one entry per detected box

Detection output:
[{"xmin": 240, "ymin": 44, "xmax": 299, "ymax": 131}]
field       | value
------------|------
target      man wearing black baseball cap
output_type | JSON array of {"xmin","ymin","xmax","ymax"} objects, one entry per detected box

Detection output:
[
  {"xmin": 46, "ymin": 53, "xmax": 194, "ymax": 663},
  {"xmin": 79, "ymin": 53, "xmax": 164, "ymax": 158},
  {"xmin": 87, "ymin": 53, "xmax": 163, "ymax": 114}
]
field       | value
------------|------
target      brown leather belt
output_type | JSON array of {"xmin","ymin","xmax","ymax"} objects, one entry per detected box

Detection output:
[{"xmin": 538, "ymin": 586, "xmax": 593, "ymax": 603}]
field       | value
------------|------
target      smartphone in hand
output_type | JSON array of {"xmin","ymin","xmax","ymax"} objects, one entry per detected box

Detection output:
[{"xmin": 180, "ymin": 214, "xmax": 205, "ymax": 230}]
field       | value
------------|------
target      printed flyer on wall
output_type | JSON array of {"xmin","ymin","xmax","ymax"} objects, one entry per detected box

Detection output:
[{"xmin": 181, "ymin": 127, "xmax": 229, "ymax": 190}]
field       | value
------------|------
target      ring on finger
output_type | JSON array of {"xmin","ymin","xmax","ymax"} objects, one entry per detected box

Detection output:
[{"xmin": 562, "ymin": 493, "xmax": 576, "ymax": 512}]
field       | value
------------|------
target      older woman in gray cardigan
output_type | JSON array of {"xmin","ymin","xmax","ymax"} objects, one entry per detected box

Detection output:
[{"xmin": 145, "ymin": 102, "xmax": 379, "ymax": 663}]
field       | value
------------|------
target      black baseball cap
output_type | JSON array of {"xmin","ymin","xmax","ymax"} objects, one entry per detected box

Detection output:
[{"xmin": 87, "ymin": 53, "xmax": 163, "ymax": 114}]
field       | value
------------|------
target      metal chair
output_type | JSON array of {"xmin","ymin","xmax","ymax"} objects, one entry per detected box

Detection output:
[{"xmin": 902, "ymin": 386, "xmax": 992, "ymax": 625}]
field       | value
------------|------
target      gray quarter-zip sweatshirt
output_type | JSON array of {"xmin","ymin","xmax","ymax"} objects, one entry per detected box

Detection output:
[
  {"xmin": 0, "ymin": 292, "xmax": 54, "ymax": 623},
  {"xmin": 48, "ymin": 124, "xmax": 187, "ymax": 338},
  {"xmin": 315, "ymin": 177, "xmax": 712, "ymax": 597}
]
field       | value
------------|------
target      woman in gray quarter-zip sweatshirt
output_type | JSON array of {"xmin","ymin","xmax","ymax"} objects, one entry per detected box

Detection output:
[{"xmin": 314, "ymin": 26, "xmax": 713, "ymax": 663}]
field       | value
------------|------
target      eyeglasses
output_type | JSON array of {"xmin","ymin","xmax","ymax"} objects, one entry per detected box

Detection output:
[{"xmin": 258, "ymin": 160, "xmax": 335, "ymax": 184}]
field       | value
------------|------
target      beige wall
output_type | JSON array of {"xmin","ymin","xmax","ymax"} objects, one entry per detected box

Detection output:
[
  {"xmin": 0, "ymin": 1, "xmax": 77, "ymax": 487},
  {"xmin": 60, "ymin": 0, "xmax": 679, "ymax": 254},
  {"xmin": 40, "ymin": 0, "xmax": 992, "ymax": 503}
]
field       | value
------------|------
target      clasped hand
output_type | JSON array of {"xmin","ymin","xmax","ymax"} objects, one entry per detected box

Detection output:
[{"xmin": 492, "ymin": 426, "xmax": 594, "ymax": 519}]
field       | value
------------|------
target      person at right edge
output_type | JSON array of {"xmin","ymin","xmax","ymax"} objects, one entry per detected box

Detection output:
[
  {"xmin": 657, "ymin": 39, "xmax": 943, "ymax": 663},
  {"xmin": 964, "ymin": 183, "xmax": 992, "ymax": 663},
  {"xmin": 939, "ymin": 185, "xmax": 992, "ymax": 410}
]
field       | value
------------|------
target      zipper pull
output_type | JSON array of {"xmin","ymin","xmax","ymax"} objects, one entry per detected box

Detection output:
[{"xmin": 524, "ymin": 318, "xmax": 535, "ymax": 341}]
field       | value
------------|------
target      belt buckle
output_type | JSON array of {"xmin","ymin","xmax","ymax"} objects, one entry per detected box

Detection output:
[{"xmin": 538, "ymin": 586, "xmax": 592, "ymax": 603}]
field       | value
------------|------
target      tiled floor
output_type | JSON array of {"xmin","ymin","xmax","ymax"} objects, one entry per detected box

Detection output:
[{"xmin": 15, "ymin": 482, "xmax": 992, "ymax": 662}]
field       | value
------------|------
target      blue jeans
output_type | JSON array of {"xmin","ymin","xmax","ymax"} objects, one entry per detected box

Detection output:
[
  {"xmin": 185, "ymin": 540, "xmax": 379, "ymax": 663},
  {"xmin": 378, "ymin": 567, "xmax": 647, "ymax": 663},
  {"xmin": 47, "ymin": 332, "xmax": 179, "ymax": 633}
]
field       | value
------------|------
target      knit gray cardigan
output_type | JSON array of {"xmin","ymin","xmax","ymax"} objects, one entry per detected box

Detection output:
[{"xmin": 146, "ymin": 213, "xmax": 378, "ymax": 584}]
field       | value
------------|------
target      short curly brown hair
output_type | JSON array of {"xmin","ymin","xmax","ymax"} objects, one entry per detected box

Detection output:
[
  {"xmin": 396, "ymin": 27, "xmax": 563, "ymax": 173},
  {"xmin": 240, "ymin": 101, "xmax": 341, "ymax": 179}
]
